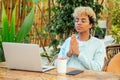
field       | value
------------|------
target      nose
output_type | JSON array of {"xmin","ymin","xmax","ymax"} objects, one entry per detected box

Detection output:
[{"xmin": 76, "ymin": 20, "xmax": 82, "ymax": 25}]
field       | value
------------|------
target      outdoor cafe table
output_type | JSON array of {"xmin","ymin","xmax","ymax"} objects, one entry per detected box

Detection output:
[{"xmin": 0, "ymin": 62, "xmax": 120, "ymax": 80}]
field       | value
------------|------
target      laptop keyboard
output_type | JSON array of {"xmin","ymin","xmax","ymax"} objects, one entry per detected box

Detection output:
[{"xmin": 42, "ymin": 67, "xmax": 47, "ymax": 69}]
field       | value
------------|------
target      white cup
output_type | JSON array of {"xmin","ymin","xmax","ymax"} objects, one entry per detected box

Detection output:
[{"xmin": 57, "ymin": 58, "xmax": 67, "ymax": 74}]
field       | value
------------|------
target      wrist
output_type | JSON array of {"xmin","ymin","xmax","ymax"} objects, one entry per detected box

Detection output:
[
  {"xmin": 75, "ymin": 51, "xmax": 80, "ymax": 56},
  {"xmin": 67, "ymin": 50, "xmax": 72, "ymax": 57}
]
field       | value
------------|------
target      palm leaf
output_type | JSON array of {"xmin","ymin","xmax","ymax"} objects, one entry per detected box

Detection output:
[
  {"xmin": 2, "ymin": 3, "xmax": 9, "ymax": 42},
  {"xmin": 15, "ymin": 8, "xmax": 34, "ymax": 42},
  {"xmin": 9, "ymin": 5, "xmax": 16, "ymax": 42},
  {"xmin": 32, "ymin": 0, "xmax": 40, "ymax": 5}
]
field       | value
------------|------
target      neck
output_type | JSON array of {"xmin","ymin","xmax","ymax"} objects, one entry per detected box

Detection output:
[{"xmin": 78, "ymin": 31, "xmax": 90, "ymax": 41}]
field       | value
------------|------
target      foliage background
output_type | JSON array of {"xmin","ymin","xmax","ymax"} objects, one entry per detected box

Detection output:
[
  {"xmin": 46, "ymin": 0, "xmax": 104, "ymax": 54},
  {"xmin": 110, "ymin": 0, "xmax": 120, "ymax": 44},
  {"xmin": 0, "ymin": 0, "xmax": 106, "ymax": 63}
]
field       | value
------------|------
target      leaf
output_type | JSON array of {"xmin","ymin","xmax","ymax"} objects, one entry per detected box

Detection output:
[
  {"xmin": 0, "ymin": 35, "xmax": 2, "ymax": 42},
  {"xmin": 2, "ymin": 3, "xmax": 9, "ymax": 42},
  {"xmin": 15, "ymin": 8, "xmax": 34, "ymax": 42},
  {"xmin": 27, "ymin": 0, "xmax": 32, "ymax": 2},
  {"xmin": 0, "ymin": 47, "xmax": 5, "ymax": 62},
  {"xmin": 32, "ymin": 0, "xmax": 40, "ymax": 5},
  {"xmin": 9, "ymin": 5, "xmax": 16, "ymax": 42}
]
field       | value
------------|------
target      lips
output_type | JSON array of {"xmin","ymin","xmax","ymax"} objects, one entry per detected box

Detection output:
[{"xmin": 76, "ymin": 26, "xmax": 81, "ymax": 30}]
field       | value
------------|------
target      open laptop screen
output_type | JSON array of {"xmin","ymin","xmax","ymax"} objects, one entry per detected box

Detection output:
[{"xmin": 2, "ymin": 42, "xmax": 54, "ymax": 72}]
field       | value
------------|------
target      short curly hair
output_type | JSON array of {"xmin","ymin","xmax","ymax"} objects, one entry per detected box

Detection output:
[{"xmin": 73, "ymin": 6, "xmax": 96, "ymax": 25}]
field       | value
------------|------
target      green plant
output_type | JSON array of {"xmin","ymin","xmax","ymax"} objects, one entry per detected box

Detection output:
[
  {"xmin": 28, "ymin": 0, "xmax": 51, "ymax": 62},
  {"xmin": 110, "ymin": 26, "xmax": 120, "ymax": 44},
  {"xmin": 46, "ymin": 0, "xmax": 104, "ymax": 55},
  {"xmin": 94, "ymin": 25, "xmax": 105, "ymax": 39},
  {"xmin": 0, "ymin": 3, "xmax": 34, "ymax": 62},
  {"xmin": 110, "ymin": 0, "xmax": 120, "ymax": 44},
  {"xmin": 111, "ymin": 0, "xmax": 120, "ymax": 27}
]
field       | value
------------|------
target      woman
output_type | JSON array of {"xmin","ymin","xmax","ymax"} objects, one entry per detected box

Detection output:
[{"xmin": 57, "ymin": 6, "xmax": 106, "ymax": 71}]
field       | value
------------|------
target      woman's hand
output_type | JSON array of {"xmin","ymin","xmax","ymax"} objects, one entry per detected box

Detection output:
[
  {"xmin": 70, "ymin": 34, "xmax": 80, "ymax": 56},
  {"xmin": 67, "ymin": 49, "xmax": 73, "ymax": 57}
]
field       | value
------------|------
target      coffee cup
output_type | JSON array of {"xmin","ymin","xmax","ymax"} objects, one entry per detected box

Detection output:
[{"xmin": 57, "ymin": 58, "xmax": 67, "ymax": 74}]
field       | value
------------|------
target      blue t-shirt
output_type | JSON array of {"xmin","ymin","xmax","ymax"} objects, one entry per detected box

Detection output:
[{"xmin": 57, "ymin": 35, "xmax": 106, "ymax": 71}]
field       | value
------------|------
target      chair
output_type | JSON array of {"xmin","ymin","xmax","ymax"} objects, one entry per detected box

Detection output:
[
  {"xmin": 106, "ymin": 53, "xmax": 120, "ymax": 74},
  {"xmin": 102, "ymin": 44, "xmax": 120, "ymax": 72},
  {"xmin": 106, "ymin": 44, "xmax": 120, "ymax": 60}
]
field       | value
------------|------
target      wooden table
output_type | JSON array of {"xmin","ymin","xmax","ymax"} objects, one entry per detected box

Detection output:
[{"xmin": 0, "ymin": 62, "xmax": 120, "ymax": 80}]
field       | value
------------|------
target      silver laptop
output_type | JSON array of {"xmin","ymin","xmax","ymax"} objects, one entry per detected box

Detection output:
[{"xmin": 2, "ymin": 42, "xmax": 55, "ymax": 72}]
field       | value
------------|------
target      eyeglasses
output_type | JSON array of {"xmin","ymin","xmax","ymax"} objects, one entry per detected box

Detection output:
[{"xmin": 74, "ymin": 18, "xmax": 89, "ymax": 23}]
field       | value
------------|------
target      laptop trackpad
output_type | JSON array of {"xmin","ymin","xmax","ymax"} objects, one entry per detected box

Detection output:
[{"xmin": 42, "ymin": 66, "xmax": 55, "ymax": 72}]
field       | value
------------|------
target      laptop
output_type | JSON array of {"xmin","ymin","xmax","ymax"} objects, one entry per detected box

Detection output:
[{"xmin": 2, "ymin": 42, "xmax": 55, "ymax": 72}]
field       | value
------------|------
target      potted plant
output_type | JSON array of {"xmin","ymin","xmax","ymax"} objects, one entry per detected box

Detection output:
[{"xmin": 0, "ymin": 3, "xmax": 34, "ymax": 62}]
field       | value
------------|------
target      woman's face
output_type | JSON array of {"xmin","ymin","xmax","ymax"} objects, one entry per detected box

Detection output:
[{"xmin": 74, "ymin": 14, "xmax": 92, "ymax": 33}]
